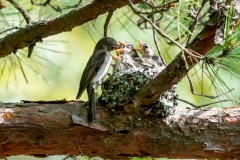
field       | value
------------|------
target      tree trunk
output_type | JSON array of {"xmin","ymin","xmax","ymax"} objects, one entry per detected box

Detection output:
[{"xmin": 0, "ymin": 101, "xmax": 239, "ymax": 159}]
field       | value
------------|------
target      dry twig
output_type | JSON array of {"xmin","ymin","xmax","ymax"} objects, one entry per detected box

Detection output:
[
  {"xmin": 127, "ymin": 0, "xmax": 204, "ymax": 59},
  {"xmin": 7, "ymin": 0, "xmax": 31, "ymax": 24},
  {"xmin": 104, "ymin": 11, "xmax": 114, "ymax": 37}
]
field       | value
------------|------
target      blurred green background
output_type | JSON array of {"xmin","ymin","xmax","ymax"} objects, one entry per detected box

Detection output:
[{"xmin": 0, "ymin": 0, "xmax": 239, "ymax": 159}]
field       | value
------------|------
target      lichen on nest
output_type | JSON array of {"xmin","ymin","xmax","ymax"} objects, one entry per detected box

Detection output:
[{"xmin": 98, "ymin": 67, "xmax": 177, "ymax": 118}]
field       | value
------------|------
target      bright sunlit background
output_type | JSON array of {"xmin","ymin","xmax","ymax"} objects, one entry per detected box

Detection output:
[{"xmin": 1, "ymin": 0, "xmax": 240, "ymax": 159}]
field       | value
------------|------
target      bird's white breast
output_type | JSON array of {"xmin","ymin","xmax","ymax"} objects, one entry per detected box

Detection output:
[{"xmin": 91, "ymin": 55, "xmax": 112, "ymax": 86}]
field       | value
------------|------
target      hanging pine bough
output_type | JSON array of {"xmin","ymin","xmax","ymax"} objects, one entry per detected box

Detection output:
[
  {"xmin": 186, "ymin": 1, "xmax": 240, "ymax": 107},
  {"xmin": 126, "ymin": 0, "xmax": 240, "ymax": 109}
]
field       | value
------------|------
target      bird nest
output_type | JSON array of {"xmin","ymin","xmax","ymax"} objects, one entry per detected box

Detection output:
[{"xmin": 99, "ymin": 67, "xmax": 177, "ymax": 118}]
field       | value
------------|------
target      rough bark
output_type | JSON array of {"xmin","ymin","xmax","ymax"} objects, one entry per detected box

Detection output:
[{"xmin": 0, "ymin": 102, "xmax": 239, "ymax": 159}]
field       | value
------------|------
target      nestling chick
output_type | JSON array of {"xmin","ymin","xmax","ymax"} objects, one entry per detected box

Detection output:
[
  {"xmin": 113, "ymin": 41, "xmax": 140, "ymax": 72},
  {"xmin": 135, "ymin": 40, "xmax": 164, "ymax": 69}
]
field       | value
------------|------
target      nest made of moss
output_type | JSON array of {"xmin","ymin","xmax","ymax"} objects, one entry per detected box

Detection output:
[{"xmin": 98, "ymin": 65, "xmax": 177, "ymax": 118}]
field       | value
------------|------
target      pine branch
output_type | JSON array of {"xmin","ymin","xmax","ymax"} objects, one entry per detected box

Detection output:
[
  {"xmin": 0, "ymin": 101, "xmax": 240, "ymax": 159},
  {"xmin": 0, "ymin": 0, "xmax": 142, "ymax": 58}
]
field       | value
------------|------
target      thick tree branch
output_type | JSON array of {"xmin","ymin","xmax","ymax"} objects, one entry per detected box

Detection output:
[
  {"xmin": 0, "ymin": 102, "xmax": 240, "ymax": 159},
  {"xmin": 133, "ymin": 52, "xmax": 191, "ymax": 107},
  {"xmin": 0, "ymin": 0, "xmax": 141, "ymax": 58}
]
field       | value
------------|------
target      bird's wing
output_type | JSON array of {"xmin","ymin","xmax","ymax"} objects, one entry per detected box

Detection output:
[
  {"xmin": 76, "ymin": 51, "xmax": 109, "ymax": 99},
  {"xmin": 152, "ymin": 55, "xmax": 164, "ymax": 66}
]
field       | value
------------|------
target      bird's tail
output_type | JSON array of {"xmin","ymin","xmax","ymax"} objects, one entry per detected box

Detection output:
[
  {"xmin": 76, "ymin": 88, "xmax": 84, "ymax": 100},
  {"xmin": 87, "ymin": 86, "xmax": 96, "ymax": 122}
]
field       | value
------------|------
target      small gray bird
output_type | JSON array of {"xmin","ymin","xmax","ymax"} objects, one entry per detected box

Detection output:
[
  {"xmin": 113, "ymin": 52, "xmax": 127, "ymax": 72},
  {"xmin": 136, "ymin": 40, "xmax": 155, "ymax": 58},
  {"xmin": 76, "ymin": 37, "xmax": 120, "ymax": 122},
  {"xmin": 119, "ymin": 41, "xmax": 139, "ymax": 58},
  {"xmin": 135, "ymin": 40, "xmax": 164, "ymax": 68},
  {"xmin": 113, "ymin": 41, "xmax": 139, "ymax": 72}
]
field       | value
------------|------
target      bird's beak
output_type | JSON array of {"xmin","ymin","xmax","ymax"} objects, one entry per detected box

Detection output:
[
  {"xmin": 116, "ymin": 48, "xmax": 125, "ymax": 53},
  {"xmin": 112, "ymin": 55, "xmax": 120, "ymax": 61},
  {"xmin": 135, "ymin": 39, "xmax": 143, "ymax": 51},
  {"xmin": 118, "ymin": 41, "xmax": 126, "ymax": 48}
]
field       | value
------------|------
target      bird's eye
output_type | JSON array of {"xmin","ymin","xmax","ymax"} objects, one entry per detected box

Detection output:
[
  {"xmin": 144, "ymin": 45, "xmax": 149, "ymax": 48},
  {"xmin": 110, "ymin": 46, "xmax": 115, "ymax": 50}
]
